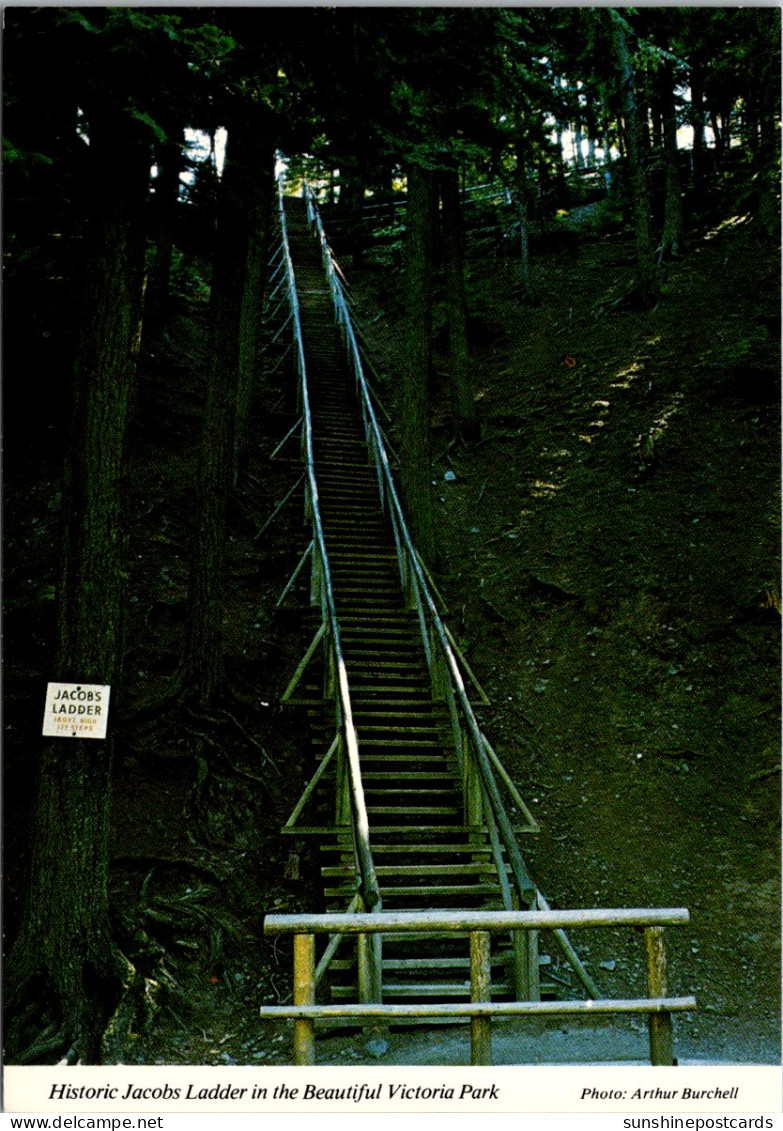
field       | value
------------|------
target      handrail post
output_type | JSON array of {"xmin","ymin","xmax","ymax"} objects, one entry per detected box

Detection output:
[
  {"xmin": 470, "ymin": 929, "xmax": 492, "ymax": 1065},
  {"xmin": 644, "ymin": 926, "xmax": 675, "ymax": 1066},
  {"xmin": 465, "ymin": 733, "xmax": 483, "ymax": 835},
  {"xmin": 335, "ymin": 732, "xmax": 351, "ymax": 826},
  {"xmin": 357, "ymin": 917, "xmax": 385, "ymax": 1055},
  {"xmin": 428, "ymin": 623, "xmax": 440, "ymax": 698},
  {"xmin": 293, "ymin": 932, "xmax": 316, "ymax": 1065},
  {"xmin": 310, "ymin": 542, "xmax": 323, "ymax": 607},
  {"xmin": 512, "ymin": 890, "xmax": 540, "ymax": 1001},
  {"xmin": 357, "ymin": 931, "xmax": 383, "ymax": 1004},
  {"xmin": 357, "ymin": 895, "xmax": 383, "ymax": 1005},
  {"xmin": 324, "ymin": 628, "xmax": 336, "ymax": 707}
]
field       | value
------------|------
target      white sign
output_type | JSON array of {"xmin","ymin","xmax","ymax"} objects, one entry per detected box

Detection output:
[{"xmin": 42, "ymin": 683, "xmax": 111, "ymax": 739}]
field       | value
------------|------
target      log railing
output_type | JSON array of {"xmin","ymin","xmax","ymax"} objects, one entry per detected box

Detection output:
[
  {"xmin": 304, "ymin": 183, "xmax": 544, "ymax": 923},
  {"xmin": 260, "ymin": 907, "xmax": 696, "ymax": 1066},
  {"xmin": 272, "ymin": 176, "xmax": 381, "ymax": 927}
]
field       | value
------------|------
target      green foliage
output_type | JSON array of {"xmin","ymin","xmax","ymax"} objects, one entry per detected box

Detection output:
[{"xmin": 2, "ymin": 138, "xmax": 54, "ymax": 173}]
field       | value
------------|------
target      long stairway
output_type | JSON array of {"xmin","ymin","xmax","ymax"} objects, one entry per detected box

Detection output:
[{"xmin": 280, "ymin": 198, "xmax": 530, "ymax": 1007}]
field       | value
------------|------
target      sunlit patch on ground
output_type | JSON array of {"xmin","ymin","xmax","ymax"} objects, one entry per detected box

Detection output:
[{"xmin": 704, "ymin": 214, "xmax": 753, "ymax": 239}]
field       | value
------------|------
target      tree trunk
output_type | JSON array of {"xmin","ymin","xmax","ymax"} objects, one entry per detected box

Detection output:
[
  {"xmin": 688, "ymin": 57, "xmax": 708, "ymax": 202},
  {"xmin": 514, "ymin": 133, "xmax": 537, "ymax": 304},
  {"xmin": 339, "ymin": 158, "xmax": 367, "ymax": 270},
  {"xmin": 179, "ymin": 122, "xmax": 248, "ymax": 705},
  {"xmin": 553, "ymin": 121, "xmax": 568, "ymax": 202},
  {"xmin": 573, "ymin": 116, "xmax": 585, "ymax": 169},
  {"xmin": 440, "ymin": 164, "xmax": 478, "ymax": 440},
  {"xmin": 708, "ymin": 108, "xmax": 725, "ymax": 165},
  {"xmin": 235, "ymin": 122, "xmax": 275, "ymax": 485},
  {"xmin": 658, "ymin": 59, "xmax": 685, "ymax": 261},
  {"xmin": 400, "ymin": 162, "xmax": 437, "ymax": 566},
  {"xmin": 5, "ymin": 108, "xmax": 150, "ymax": 1065},
  {"xmin": 749, "ymin": 10, "xmax": 781, "ymax": 237},
  {"xmin": 611, "ymin": 11, "xmax": 659, "ymax": 306},
  {"xmin": 143, "ymin": 129, "xmax": 185, "ymax": 347}
]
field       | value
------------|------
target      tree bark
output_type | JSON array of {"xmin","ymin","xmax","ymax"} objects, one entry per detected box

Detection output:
[
  {"xmin": 143, "ymin": 129, "xmax": 185, "ymax": 347},
  {"xmin": 514, "ymin": 131, "xmax": 537, "ymax": 304},
  {"xmin": 5, "ymin": 108, "xmax": 150, "ymax": 1065},
  {"xmin": 658, "ymin": 59, "xmax": 685, "ymax": 261},
  {"xmin": 553, "ymin": 121, "xmax": 568, "ymax": 202},
  {"xmin": 339, "ymin": 158, "xmax": 368, "ymax": 270},
  {"xmin": 572, "ymin": 115, "xmax": 585, "ymax": 169},
  {"xmin": 688, "ymin": 55, "xmax": 708, "ymax": 202},
  {"xmin": 749, "ymin": 10, "xmax": 781, "ymax": 237},
  {"xmin": 401, "ymin": 162, "xmax": 438, "ymax": 566},
  {"xmin": 235, "ymin": 122, "xmax": 275, "ymax": 485},
  {"xmin": 611, "ymin": 11, "xmax": 659, "ymax": 306},
  {"xmin": 179, "ymin": 121, "xmax": 248, "ymax": 705},
  {"xmin": 440, "ymin": 164, "xmax": 478, "ymax": 440}
]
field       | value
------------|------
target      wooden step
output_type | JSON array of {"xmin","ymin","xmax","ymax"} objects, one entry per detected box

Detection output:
[
  {"xmin": 325, "ymin": 883, "xmax": 502, "ymax": 899},
  {"xmin": 284, "ymin": 205, "xmax": 545, "ymax": 1012},
  {"xmin": 322, "ymin": 863, "xmax": 505, "ymax": 878},
  {"xmin": 328, "ymin": 982, "xmax": 512, "ymax": 1000}
]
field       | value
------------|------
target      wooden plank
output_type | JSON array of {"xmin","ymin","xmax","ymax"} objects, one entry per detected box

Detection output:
[
  {"xmin": 365, "ymin": 806, "xmax": 460, "ymax": 816},
  {"xmin": 363, "ymin": 844, "xmax": 494, "ymax": 855},
  {"xmin": 374, "ymin": 863, "xmax": 508, "ymax": 876},
  {"xmin": 275, "ymin": 540, "xmax": 314, "ymax": 610},
  {"xmin": 359, "ymin": 738, "xmax": 444, "ymax": 748},
  {"xmin": 365, "ymin": 824, "xmax": 488, "ymax": 834},
  {"xmin": 292, "ymin": 934, "xmax": 315, "ymax": 1066},
  {"xmin": 329, "ymin": 982, "xmax": 511, "ymax": 999},
  {"xmin": 314, "ymin": 894, "xmax": 361, "ymax": 989},
  {"xmin": 283, "ymin": 734, "xmax": 339, "ymax": 829},
  {"xmin": 265, "ymin": 908, "xmax": 692, "ymax": 935},
  {"xmin": 281, "ymin": 824, "xmax": 351, "ymax": 836},
  {"xmin": 470, "ymin": 930, "xmax": 493, "ymax": 1065},
  {"xmin": 361, "ymin": 771, "xmax": 454, "ymax": 781},
  {"xmin": 280, "ymin": 621, "xmax": 325, "ymax": 702},
  {"xmin": 645, "ymin": 926, "xmax": 675, "ymax": 1066},
  {"xmin": 537, "ymin": 890, "xmax": 600, "ymax": 1000},
  {"xmin": 324, "ymin": 884, "xmax": 501, "ymax": 898},
  {"xmin": 259, "ymin": 996, "xmax": 697, "ymax": 1020},
  {"xmin": 363, "ymin": 790, "xmax": 459, "ymax": 798},
  {"xmin": 382, "ymin": 957, "xmax": 504, "ymax": 971}
]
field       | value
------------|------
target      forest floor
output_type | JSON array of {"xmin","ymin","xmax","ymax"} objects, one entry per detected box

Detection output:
[{"xmin": 4, "ymin": 198, "xmax": 780, "ymax": 1069}]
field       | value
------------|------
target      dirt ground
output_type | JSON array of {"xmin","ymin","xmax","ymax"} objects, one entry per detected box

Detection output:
[{"xmin": 4, "ymin": 200, "xmax": 780, "ymax": 1068}]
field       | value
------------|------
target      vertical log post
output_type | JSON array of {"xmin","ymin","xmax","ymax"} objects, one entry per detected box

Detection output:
[
  {"xmin": 512, "ymin": 894, "xmax": 540, "ymax": 1002},
  {"xmin": 310, "ymin": 544, "xmax": 323, "ymax": 607},
  {"xmin": 444, "ymin": 679, "xmax": 463, "ymax": 775},
  {"xmin": 357, "ymin": 929, "xmax": 382, "ymax": 1003},
  {"xmin": 335, "ymin": 733, "xmax": 351, "ymax": 827},
  {"xmin": 356, "ymin": 902, "xmax": 385, "ymax": 1053},
  {"xmin": 644, "ymin": 926, "xmax": 675, "ymax": 1066},
  {"xmin": 466, "ymin": 736, "xmax": 483, "ymax": 837},
  {"xmin": 470, "ymin": 929, "xmax": 493, "ymax": 1065},
  {"xmin": 293, "ymin": 932, "xmax": 316, "ymax": 1066}
]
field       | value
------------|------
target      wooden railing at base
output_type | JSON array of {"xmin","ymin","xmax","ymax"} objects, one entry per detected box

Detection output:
[{"xmin": 260, "ymin": 908, "xmax": 696, "ymax": 1067}]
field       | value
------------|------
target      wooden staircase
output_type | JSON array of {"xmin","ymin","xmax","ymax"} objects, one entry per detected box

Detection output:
[{"xmin": 280, "ymin": 198, "xmax": 536, "ymax": 1008}]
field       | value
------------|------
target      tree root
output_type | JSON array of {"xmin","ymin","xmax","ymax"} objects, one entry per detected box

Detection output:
[
  {"xmin": 184, "ymin": 705, "xmax": 281, "ymax": 777},
  {"xmin": 217, "ymin": 707, "xmax": 281, "ymax": 777},
  {"xmin": 14, "ymin": 1024, "xmax": 66, "ymax": 1067},
  {"xmin": 5, "ymin": 937, "xmax": 137, "ymax": 1066},
  {"xmin": 112, "ymin": 854, "xmax": 230, "ymax": 886}
]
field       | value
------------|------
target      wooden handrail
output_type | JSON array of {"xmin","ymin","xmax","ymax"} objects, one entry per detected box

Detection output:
[
  {"xmin": 259, "ymin": 997, "xmax": 696, "ymax": 1019},
  {"xmin": 264, "ymin": 906, "xmax": 691, "ymax": 934},
  {"xmin": 304, "ymin": 181, "xmax": 537, "ymax": 910},
  {"xmin": 276, "ymin": 180, "xmax": 381, "ymax": 916},
  {"xmin": 261, "ymin": 907, "xmax": 694, "ymax": 1066}
]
